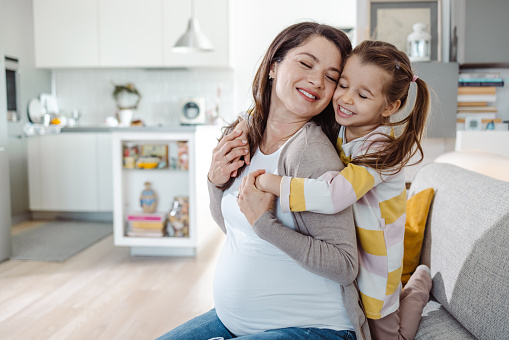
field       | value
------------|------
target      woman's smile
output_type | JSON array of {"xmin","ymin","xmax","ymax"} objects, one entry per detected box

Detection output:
[{"xmin": 297, "ymin": 87, "xmax": 320, "ymax": 101}]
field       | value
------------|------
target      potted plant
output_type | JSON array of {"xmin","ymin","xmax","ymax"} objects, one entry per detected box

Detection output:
[{"xmin": 112, "ymin": 83, "xmax": 141, "ymax": 126}]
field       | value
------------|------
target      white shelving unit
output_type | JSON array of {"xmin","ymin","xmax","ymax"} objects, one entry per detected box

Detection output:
[{"xmin": 112, "ymin": 126, "xmax": 220, "ymax": 256}]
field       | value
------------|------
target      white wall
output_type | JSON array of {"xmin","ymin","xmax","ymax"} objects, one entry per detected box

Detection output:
[
  {"xmin": 0, "ymin": 0, "xmax": 52, "ymax": 217},
  {"xmin": 228, "ymin": 0, "xmax": 357, "ymax": 118}
]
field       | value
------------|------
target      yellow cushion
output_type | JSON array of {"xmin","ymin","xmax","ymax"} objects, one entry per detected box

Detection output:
[{"xmin": 402, "ymin": 188, "xmax": 434, "ymax": 285}]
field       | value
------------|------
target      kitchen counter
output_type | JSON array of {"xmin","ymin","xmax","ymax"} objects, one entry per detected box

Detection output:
[{"xmin": 61, "ymin": 125, "xmax": 211, "ymax": 133}]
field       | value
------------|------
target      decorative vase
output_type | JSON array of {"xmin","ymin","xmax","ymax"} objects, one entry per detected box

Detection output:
[
  {"xmin": 140, "ymin": 182, "xmax": 157, "ymax": 213},
  {"xmin": 168, "ymin": 196, "xmax": 189, "ymax": 237},
  {"xmin": 117, "ymin": 109, "xmax": 134, "ymax": 127}
]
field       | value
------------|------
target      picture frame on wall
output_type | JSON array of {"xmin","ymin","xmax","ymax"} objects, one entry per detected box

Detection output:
[{"xmin": 370, "ymin": 0, "xmax": 441, "ymax": 62}]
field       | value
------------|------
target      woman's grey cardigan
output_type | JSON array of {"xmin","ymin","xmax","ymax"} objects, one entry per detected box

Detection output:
[{"xmin": 208, "ymin": 121, "xmax": 371, "ymax": 340}]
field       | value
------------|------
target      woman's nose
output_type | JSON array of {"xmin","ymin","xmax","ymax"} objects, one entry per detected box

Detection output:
[{"xmin": 308, "ymin": 72, "xmax": 324, "ymax": 88}]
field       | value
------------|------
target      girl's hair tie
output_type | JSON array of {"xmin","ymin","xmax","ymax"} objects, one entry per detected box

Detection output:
[
  {"xmin": 412, "ymin": 75, "xmax": 419, "ymax": 82},
  {"xmin": 395, "ymin": 59, "xmax": 400, "ymax": 70}
]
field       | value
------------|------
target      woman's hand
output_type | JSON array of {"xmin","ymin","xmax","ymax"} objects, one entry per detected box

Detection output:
[
  {"xmin": 208, "ymin": 129, "xmax": 248, "ymax": 187},
  {"xmin": 238, "ymin": 169, "xmax": 275, "ymax": 225}
]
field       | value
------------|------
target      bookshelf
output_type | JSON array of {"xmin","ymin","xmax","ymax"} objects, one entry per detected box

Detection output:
[{"xmin": 111, "ymin": 126, "xmax": 220, "ymax": 256}]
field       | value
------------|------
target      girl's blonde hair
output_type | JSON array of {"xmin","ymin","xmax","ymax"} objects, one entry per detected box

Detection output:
[{"xmin": 350, "ymin": 40, "xmax": 430, "ymax": 175}]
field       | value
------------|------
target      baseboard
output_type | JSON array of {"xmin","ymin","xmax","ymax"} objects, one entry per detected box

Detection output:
[
  {"xmin": 30, "ymin": 211, "xmax": 113, "ymax": 223},
  {"xmin": 11, "ymin": 211, "xmax": 32, "ymax": 225}
]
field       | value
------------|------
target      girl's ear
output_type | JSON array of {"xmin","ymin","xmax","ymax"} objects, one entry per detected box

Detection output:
[{"xmin": 382, "ymin": 100, "xmax": 401, "ymax": 118}]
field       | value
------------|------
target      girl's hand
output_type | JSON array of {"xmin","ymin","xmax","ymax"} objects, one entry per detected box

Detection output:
[
  {"xmin": 255, "ymin": 174, "xmax": 283, "ymax": 196},
  {"xmin": 227, "ymin": 119, "xmax": 251, "ymax": 177},
  {"xmin": 208, "ymin": 129, "xmax": 248, "ymax": 187},
  {"xmin": 238, "ymin": 169, "xmax": 275, "ymax": 225}
]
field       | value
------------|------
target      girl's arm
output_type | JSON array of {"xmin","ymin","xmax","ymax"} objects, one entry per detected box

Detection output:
[{"xmin": 280, "ymin": 163, "xmax": 386, "ymax": 214}]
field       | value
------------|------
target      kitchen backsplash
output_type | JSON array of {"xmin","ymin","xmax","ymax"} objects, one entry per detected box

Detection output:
[{"xmin": 54, "ymin": 68, "xmax": 235, "ymax": 126}]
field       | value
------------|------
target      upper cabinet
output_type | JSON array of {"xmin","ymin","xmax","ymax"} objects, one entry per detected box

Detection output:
[
  {"xmin": 451, "ymin": 0, "xmax": 509, "ymax": 65},
  {"xmin": 33, "ymin": 0, "xmax": 229, "ymax": 68},
  {"xmin": 99, "ymin": 0, "xmax": 164, "ymax": 67},
  {"xmin": 33, "ymin": 0, "xmax": 100, "ymax": 67}
]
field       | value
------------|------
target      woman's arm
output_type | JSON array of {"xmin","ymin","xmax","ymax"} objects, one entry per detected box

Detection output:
[{"xmin": 238, "ymin": 131, "xmax": 358, "ymax": 285}]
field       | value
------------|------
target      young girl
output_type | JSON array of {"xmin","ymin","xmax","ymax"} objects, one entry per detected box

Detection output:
[{"xmin": 238, "ymin": 40, "xmax": 433, "ymax": 339}]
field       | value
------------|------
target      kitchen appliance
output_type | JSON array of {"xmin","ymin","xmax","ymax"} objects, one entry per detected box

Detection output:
[
  {"xmin": 179, "ymin": 97, "xmax": 205, "ymax": 125},
  {"xmin": 1, "ymin": 54, "xmax": 13, "ymax": 262},
  {"xmin": 5, "ymin": 56, "xmax": 19, "ymax": 122}
]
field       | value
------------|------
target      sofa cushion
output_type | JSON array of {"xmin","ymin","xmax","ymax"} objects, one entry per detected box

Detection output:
[
  {"xmin": 415, "ymin": 299, "xmax": 476, "ymax": 340},
  {"xmin": 402, "ymin": 188, "xmax": 434, "ymax": 285},
  {"xmin": 409, "ymin": 163, "xmax": 509, "ymax": 340}
]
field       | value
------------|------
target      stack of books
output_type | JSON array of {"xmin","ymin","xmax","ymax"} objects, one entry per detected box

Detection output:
[
  {"xmin": 126, "ymin": 212, "xmax": 167, "ymax": 237},
  {"xmin": 457, "ymin": 72, "xmax": 504, "ymax": 126}
]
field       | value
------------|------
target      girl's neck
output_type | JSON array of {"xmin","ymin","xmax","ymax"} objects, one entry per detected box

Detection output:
[{"xmin": 344, "ymin": 124, "xmax": 381, "ymax": 144}]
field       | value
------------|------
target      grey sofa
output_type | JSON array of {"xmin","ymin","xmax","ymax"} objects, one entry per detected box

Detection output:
[{"xmin": 408, "ymin": 163, "xmax": 509, "ymax": 340}]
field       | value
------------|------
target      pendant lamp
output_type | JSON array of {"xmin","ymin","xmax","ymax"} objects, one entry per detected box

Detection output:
[{"xmin": 173, "ymin": 0, "xmax": 214, "ymax": 53}]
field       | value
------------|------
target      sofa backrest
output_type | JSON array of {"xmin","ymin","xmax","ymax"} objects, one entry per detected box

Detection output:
[{"xmin": 409, "ymin": 163, "xmax": 509, "ymax": 340}]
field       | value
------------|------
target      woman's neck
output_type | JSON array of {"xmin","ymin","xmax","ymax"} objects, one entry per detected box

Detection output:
[{"xmin": 260, "ymin": 115, "xmax": 307, "ymax": 155}]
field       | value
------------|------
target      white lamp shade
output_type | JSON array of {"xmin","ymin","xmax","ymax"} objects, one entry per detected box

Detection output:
[{"xmin": 173, "ymin": 18, "xmax": 214, "ymax": 53}]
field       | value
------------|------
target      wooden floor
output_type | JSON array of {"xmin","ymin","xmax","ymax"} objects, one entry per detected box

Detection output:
[{"xmin": 1, "ymin": 221, "xmax": 225, "ymax": 340}]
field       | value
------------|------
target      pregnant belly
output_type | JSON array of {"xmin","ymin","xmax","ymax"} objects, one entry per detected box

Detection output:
[{"xmin": 213, "ymin": 236, "xmax": 345, "ymax": 335}]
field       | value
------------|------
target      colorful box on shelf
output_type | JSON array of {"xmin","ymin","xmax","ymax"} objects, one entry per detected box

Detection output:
[{"xmin": 127, "ymin": 212, "xmax": 166, "ymax": 222}]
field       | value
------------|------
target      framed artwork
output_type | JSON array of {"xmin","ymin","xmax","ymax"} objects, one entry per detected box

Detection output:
[
  {"xmin": 465, "ymin": 117, "xmax": 482, "ymax": 131},
  {"xmin": 140, "ymin": 144, "xmax": 168, "ymax": 161},
  {"xmin": 370, "ymin": 0, "xmax": 441, "ymax": 61}
]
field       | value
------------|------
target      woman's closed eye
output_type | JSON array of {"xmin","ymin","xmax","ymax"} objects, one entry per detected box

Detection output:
[
  {"xmin": 300, "ymin": 61, "xmax": 311, "ymax": 68},
  {"xmin": 326, "ymin": 74, "xmax": 339, "ymax": 83}
]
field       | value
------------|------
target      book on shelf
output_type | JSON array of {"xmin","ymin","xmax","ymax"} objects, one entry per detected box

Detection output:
[
  {"xmin": 457, "ymin": 101, "xmax": 488, "ymax": 107},
  {"xmin": 127, "ymin": 229, "xmax": 166, "ymax": 237},
  {"xmin": 458, "ymin": 80, "xmax": 504, "ymax": 87},
  {"xmin": 457, "ymin": 106, "xmax": 497, "ymax": 113},
  {"xmin": 456, "ymin": 112, "xmax": 498, "ymax": 120},
  {"xmin": 457, "ymin": 94, "xmax": 497, "ymax": 103},
  {"xmin": 130, "ymin": 221, "xmax": 166, "ymax": 230},
  {"xmin": 458, "ymin": 72, "xmax": 500, "ymax": 79},
  {"xmin": 457, "ymin": 87, "xmax": 497, "ymax": 95},
  {"xmin": 126, "ymin": 212, "xmax": 166, "ymax": 222},
  {"xmin": 458, "ymin": 72, "xmax": 505, "ymax": 87}
]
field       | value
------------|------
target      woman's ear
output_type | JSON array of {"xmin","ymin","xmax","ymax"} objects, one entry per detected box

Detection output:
[{"xmin": 382, "ymin": 100, "xmax": 401, "ymax": 118}]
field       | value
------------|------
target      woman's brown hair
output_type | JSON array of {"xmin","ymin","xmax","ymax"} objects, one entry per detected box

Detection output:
[
  {"xmin": 350, "ymin": 40, "xmax": 430, "ymax": 175},
  {"xmin": 220, "ymin": 22, "xmax": 352, "ymax": 189}
]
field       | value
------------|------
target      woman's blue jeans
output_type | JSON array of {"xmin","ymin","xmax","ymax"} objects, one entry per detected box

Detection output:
[{"xmin": 155, "ymin": 309, "xmax": 356, "ymax": 340}]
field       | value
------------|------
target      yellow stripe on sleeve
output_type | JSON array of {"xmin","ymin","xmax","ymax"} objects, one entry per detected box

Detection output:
[
  {"xmin": 356, "ymin": 227, "xmax": 387, "ymax": 256},
  {"xmin": 360, "ymin": 292, "xmax": 384, "ymax": 320},
  {"xmin": 289, "ymin": 178, "xmax": 306, "ymax": 212},
  {"xmin": 341, "ymin": 164, "xmax": 375, "ymax": 200},
  {"xmin": 379, "ymin": 189, "xmax": 407, "ymax": 225},
  {"xmin": 386, "ymin": 265, "xmax": 403, "ymax": 295}
]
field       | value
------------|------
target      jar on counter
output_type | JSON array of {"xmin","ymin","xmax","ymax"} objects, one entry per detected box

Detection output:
[{"xmin": 123, "ymin": 143, "xmax": 139, "ymax": 169}]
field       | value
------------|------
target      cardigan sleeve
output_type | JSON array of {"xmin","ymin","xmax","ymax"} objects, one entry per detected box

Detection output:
[{"xmin": 207, "ymin": 179, "xmax": 227, "ymax": 234}]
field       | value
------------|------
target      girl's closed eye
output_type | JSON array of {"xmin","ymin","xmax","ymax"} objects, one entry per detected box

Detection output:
[{"xmin": 300, "ymin": 61, "xmax": 311, "ymax": 68}]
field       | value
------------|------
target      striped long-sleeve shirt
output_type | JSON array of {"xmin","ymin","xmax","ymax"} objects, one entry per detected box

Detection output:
[{"xmin": 280, "ymin": 125, "xmax": 406, "ymax": 320}]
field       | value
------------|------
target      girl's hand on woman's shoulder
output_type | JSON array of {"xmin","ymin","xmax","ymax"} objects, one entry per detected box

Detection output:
[
  {"xmin": 208, "ymin": 129, "xmax": 248, "ymax": 187},
  {"xmin": 227, "ymin": 119, "xmax": 251, "ymax": 177}
]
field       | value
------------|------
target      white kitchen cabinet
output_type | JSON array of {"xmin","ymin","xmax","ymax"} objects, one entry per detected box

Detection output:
[
  {"xmin": 163, "ymin": 0, "xmax": 230, "ymax": 68},
  {"xmin": 99, "ymin": 0, "xmax": 164, "ymax": 67},
  {"xmin": 28, "ymin": 133, "xmax": 113, "ymax": 211},
  {"xmin": 112, "ymin": 126, "xmax": 219, "ymax": 256},
  {"xmin": 33, "ymin": 0, "xmax": 230, "ymax": 68},
  {"xmin": 33, "ymin": 0, "xmax": 100, "ymax": 68}
]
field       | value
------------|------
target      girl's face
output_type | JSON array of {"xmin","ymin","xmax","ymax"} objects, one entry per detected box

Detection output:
[
  {"xmin": 333, "ymin": 55, "xmax": 399, "ymax": 141},
  {"xmin": 269, "ymin": 36, "xmax": 342, "ymax": 122}
]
